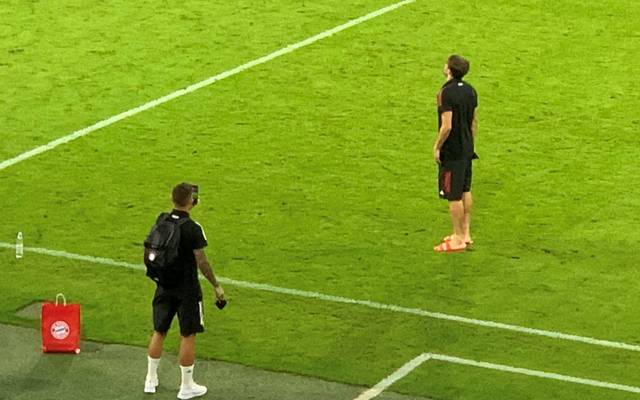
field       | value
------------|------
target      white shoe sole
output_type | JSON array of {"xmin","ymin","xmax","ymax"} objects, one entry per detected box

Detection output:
[
  {"xmin": 144, "ymin": 379, "xmax": 158, "ymax": 393},
  {"xmin": 177, "ymin": 385, "xmax": 207, "ymax": 399},
  {"xmin": 144, "ymin": 385, "xmax": 157, "ymax": 394}
]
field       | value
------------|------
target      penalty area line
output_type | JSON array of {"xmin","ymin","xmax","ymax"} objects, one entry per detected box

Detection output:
[
  {"xmin": 0, "ymin": 0, "xmax": 416, "ymax": 172},
  {"xmin": 427, "ymin": 353, "xmax": 640, "ymax": 395},
  {"xmin": 1, "ymin": 241, "xmax": 640, "ymax": 354},
  {"xmin": 353, "ymin": 354, "xmax": 431, "ymax": 400},
  {"xmin": 354, "ymin": 353, "xmax": 640, "ymax": 399}
]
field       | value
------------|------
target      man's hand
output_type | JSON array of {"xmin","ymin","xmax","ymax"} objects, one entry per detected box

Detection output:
[
  {"xmin": 433, "ymin": 147, "xmax": 441, "ymax": 164},
  {"xmin": 214, "ymin": 285, "xmax": 225, "ymax": 301}
]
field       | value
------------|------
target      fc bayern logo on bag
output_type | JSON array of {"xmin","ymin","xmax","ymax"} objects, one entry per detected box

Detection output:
[{"xmin": 50, "ymin": 321, "xmax": 70, "ymax": 340}]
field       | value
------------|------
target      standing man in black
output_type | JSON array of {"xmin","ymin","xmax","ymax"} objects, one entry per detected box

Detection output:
[
  {"xmin": 144, "ymin": 183, "xmax": 225, "ymax": 399},
  {"xmin": 433, "ymin": 55, "xmax": 478, "ymax": 252}
]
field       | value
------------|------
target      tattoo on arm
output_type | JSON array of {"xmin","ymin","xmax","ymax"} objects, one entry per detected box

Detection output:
[{"xmin": 194, "ymin": 249, "xmax": 219, "ymax": 287}]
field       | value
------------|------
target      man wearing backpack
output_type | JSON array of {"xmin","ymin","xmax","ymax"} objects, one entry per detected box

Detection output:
[{"xmin": 143, "ymin": 182, "xmax": 225, "ymax": 399}]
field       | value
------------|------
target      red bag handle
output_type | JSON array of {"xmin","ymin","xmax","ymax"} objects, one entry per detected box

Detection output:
[{"xmin": 55, "ymin": 293, "xmax": 67, "ymax": 306}]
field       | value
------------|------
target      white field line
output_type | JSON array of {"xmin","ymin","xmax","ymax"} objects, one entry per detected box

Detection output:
[
  {"xmin": 2, "ymin": 241, "xmax": 640, "ymax": 353},
  {"xmin": 0, "ymin": 0, "xmax": 416, "ymax": 172},
  {"xmin": 353, "ymin": 354, "xmax": 431, "ymax": 400},
  {"xmin": 354, "ymin": 353, "xmax": 640, "ymax": 400},
  {"xmin": 427, "ymin": 353, "xmax": 640, "ymax": 395}
]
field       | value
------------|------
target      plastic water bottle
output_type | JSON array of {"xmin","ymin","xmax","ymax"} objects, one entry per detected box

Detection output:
[{"xmin": 16, "ymin": 232, "xmax": 23, "ymax": 259}]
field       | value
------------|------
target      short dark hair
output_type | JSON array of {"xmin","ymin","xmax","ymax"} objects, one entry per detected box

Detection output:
[
  {"xmin": 172, "ymin": 182, "xmax": 193, "ymax": 207},
  {"xmin": 447, "ymin": 55, "xmax": 470, "ymax": 79}
]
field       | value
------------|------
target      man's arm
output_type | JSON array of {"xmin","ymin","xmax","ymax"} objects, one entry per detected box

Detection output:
[
  {"xmin": 194, "ymin": 248, "xmax": 224, "ymax": 300},
  {"xmin": 433, "ymin": 111, "xmax": 452, "ymax": 163},
  {"xmin": 471, "ymin": 108, "xmax": 478, "ymax": 140}
]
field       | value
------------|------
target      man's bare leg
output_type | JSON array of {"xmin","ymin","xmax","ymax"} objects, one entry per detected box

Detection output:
[
  {"xmin": 148, "ymin": 331, "xmax": 165, "ymax": 358},
  {"xmin": 447, "ymin": 199, "xmax": 466, "ymax": 247},
  {"xmin": 442, "ymin": 193, "xmax": 473, "ymax": 244},
  {"xmin": 462, "ymin": 191, "xmax": 473, "ymax": 243},
  {"xmin": 179, "ymin": 334, "xmax": 196, "ymax": 367}
]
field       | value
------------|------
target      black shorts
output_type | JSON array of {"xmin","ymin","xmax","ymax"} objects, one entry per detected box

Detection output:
[
  {"xmin": 438, "ymin": 159, "xmax": 472, "ymax": 201},
  {"xmin": 152, "ymin": 287, "xmax": 204, "ymax": 336}
]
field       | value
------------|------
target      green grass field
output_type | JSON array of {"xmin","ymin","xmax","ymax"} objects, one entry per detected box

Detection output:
[{"xmin": 2, "ymin": 0, "xmax": 640, "ymax": 399}]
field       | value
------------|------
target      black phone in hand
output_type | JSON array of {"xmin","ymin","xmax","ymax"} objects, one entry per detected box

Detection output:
[{"xmin": 216, "ymin": 299, "xmax": 227, "ymax": 309}]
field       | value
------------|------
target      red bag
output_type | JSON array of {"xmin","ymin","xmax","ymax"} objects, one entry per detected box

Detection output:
[{"xmin": 41, "ymin": 293, "xmax": 81, "ymax": 354}]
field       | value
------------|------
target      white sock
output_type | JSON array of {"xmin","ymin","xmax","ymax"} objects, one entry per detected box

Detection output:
[
  {"xmin": 180, "ymin": 364, "xmax": 195, "ymax": 387},
  {"xmin": 147, "ymin": 356, "xmax": 160, "ymax": 380}
]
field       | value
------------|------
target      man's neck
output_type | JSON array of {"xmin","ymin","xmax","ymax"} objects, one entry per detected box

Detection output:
[{"xmin": 173, "ymin": 206, "xmax": 190, "ymax": 213}]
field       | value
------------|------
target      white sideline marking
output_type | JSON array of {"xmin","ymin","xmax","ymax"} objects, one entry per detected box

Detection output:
[
  {"xmin": 0, "ymin": 0, "xmax": 415, "ymax": 172},
  {"xmin": 354, "ymin": 353, "xmax": 640, "ymax": 399},
  {"xmin": 353, "ymin": 354, "xmax": 431, "ymax": 400},
  {"xmin": 2, "ymin": 241, "xmax": 640, "ymax": 353}
]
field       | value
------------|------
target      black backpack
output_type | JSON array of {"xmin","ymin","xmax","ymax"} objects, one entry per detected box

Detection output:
[{"xmin": 143, "ymin": 213, "xmax": 189, "ymax": 288}]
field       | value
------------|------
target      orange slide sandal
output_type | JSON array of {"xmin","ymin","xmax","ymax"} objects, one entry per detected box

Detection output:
[
  {"xmin": 442, "ymin": 235, "xmax": 474, "ymax": 245},
  {"xmin": 434, "ymin": 240, "xmax": 467, "ymax": 253}
]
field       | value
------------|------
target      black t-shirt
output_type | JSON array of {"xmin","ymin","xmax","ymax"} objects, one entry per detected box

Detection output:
[
  {"xmin": 437, "ymin": 78, "xmax": 478, "ymax": 161},
  {"xmin": 156, "ymin": 209, "xmax": 207, "ymax": 295}
]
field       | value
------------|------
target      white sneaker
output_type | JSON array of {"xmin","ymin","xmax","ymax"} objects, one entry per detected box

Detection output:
[
  {"xmin": 144, "ymin": 375, "xmax": 158, "ymax": 394},
  {"xmin": 177, "ymin": 382, "xmax": 207, "ymax": 399}
]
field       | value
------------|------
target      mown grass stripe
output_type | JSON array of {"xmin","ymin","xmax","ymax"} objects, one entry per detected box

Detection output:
[
  {"xmin": 2, "ymin": 241, "xmax": 639, "ymax": 353},
  {"xmin": 0, "ymin": 0, "xmax": 415, "ymax": 172}
]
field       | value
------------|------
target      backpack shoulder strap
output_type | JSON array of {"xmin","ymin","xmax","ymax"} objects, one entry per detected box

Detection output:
[
  {"xmin": 156, "ymin": 212, "xmax": 170, "ymax": 223},
  {"xmin": 175, "ymin": 217, "xmax": 190, "ymax": 226},
  {"xmin": 157, "ymin": 212, "xmax": 190, "ymax": 226}
]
